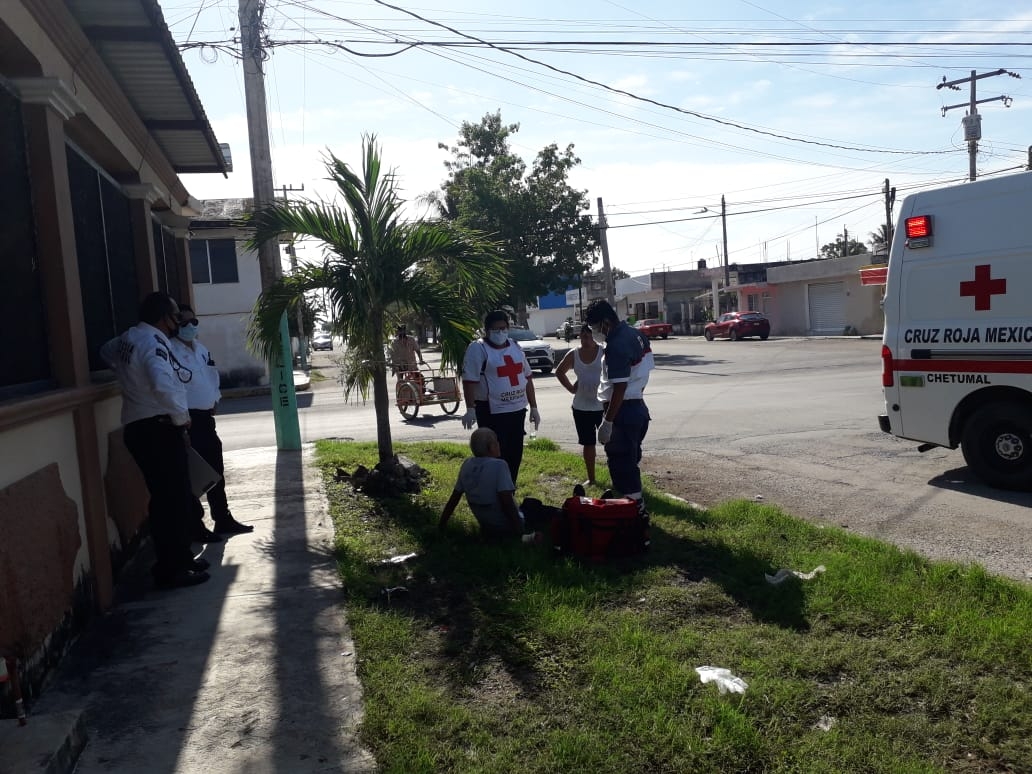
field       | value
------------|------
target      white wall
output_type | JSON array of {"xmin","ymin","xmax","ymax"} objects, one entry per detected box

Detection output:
[{"xmin": 191, "ymin": 236, "xmax": 268, "ymax": 386}]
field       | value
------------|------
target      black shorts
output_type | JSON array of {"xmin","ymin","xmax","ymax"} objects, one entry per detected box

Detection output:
[{"xmin": 573, "ymin": 408, "xmax": 604, "ymax": 446}]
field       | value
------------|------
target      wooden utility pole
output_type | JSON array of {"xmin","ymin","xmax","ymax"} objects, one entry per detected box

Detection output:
[
  {"xmin": 720, "ymin": 195, "xmax": 730, "ymax": 288},
  {"xmin": 596, "ymin": 197, "xmax": 615, "ymax": 306},
  {"xmin": 279, "ymin": 183, "xmax": 307, "ymax": 370},
  {"xmin": 883, "ymin": 178, "xmax": 895, "ymax": 252},
  {"xmin": 937, "ymin": 68, "xmax": 1019, "ymax": 181},
  {"xmin": 240, "ymin": 0, "xmax": 300, "ymax": 450}
]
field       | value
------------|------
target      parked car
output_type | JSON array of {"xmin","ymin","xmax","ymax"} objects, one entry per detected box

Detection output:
[
  {"xmin": 312, "ymin": 332, "xmax": 334, "ymax": 351},
  {"xmin": 507, "ymin": 328, "xmax": 554, "ymax": 374},
  {"xmin": 555, "ymin": 319, "xmax": 583, "ymax": 341},
  {"xmin": 633, "ymin": 318, "xmax": 673, "ymax": 339},
  {"xmin": 704, "ymin": 312, "xmax": 770, "ymax": 341}
]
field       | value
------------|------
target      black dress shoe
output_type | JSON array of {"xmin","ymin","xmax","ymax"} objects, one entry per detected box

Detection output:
[
  {"xmin": 600, "ymin": 489, "xmax": 615, "ymax": 500},
  {"xmin": 154, "ymin": 569, "xmax": 210, "ymax": 589},
  {"xmin": 572, "ymin": 483, "xmax": 586, "ymax": 497},
  {"xmin": 193, "ymin": 525, "xmax": 224, "ymax": 543},
  {"xmin": 190, "ymin": 558, "xmax": 210, "ymax": 572},
  {"xmin": 214, "ymin": 516, "xmax": 254, "ymax": 535}
]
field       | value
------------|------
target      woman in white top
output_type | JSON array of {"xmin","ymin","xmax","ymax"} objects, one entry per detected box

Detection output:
[{"xmin": 555, "ymin": 324, "xmax": 605, "ymax": 486}]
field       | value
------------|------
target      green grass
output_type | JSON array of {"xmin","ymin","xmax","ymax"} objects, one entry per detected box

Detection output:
[{"xmin": 316, "ymin": 439, "xmax": 1032, "ymax": 774}]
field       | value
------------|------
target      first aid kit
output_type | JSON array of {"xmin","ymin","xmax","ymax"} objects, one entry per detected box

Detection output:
[{"xmin": 552, "ymin": 496, "xmax": 650, "ymax": 561}]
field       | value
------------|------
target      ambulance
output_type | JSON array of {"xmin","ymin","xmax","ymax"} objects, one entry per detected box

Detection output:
[{"xmin": 878, "ymin": 172, "xmax": 1032, "ymax": 490}]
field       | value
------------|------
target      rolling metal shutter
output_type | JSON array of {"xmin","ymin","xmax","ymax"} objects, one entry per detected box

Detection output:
[{"xmin": 807, "ymin": 281, "xmax": 845, "ymax": 334}]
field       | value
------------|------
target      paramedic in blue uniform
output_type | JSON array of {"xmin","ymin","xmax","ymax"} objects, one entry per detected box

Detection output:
[
  {"xmin": 583, "ymin": 298, "xmax": 655, "ymax": 517},
  {"xmin": 171, "ymin": 305, "xmax": 253, "ymax": 539},
  {"xmin": 460, "ymin": 310, "xmax": 541, "ymax": 483},
  {"xmin": 100, "ymin": 292, "xmax": 209, "ymax": 589}
]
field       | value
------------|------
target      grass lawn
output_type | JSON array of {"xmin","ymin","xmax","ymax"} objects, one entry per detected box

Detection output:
[{"xmin": 316, "ymin": 439, "xmax": 1032, "ymax": 774}]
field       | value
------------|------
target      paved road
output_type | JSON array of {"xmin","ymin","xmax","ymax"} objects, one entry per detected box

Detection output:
[{"xmin": 217, "ymin": 336, "xmax": 1032, "ymax": 582}]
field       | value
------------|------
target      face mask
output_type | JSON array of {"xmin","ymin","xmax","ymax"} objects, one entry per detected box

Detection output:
[
  {"xmin": 178, "ymin": 323, "xmax": 198, "ymax": 341},
  {"xmin": 488, "ymin": 329, "xmax": 509, "ymax": 346},
  {"xmin": 591, "ymin": 324, "xmax": 606, "ymax": 344}
]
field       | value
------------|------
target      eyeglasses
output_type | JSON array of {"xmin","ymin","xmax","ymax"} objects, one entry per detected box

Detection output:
[{"xmin": 180, "ymin": 318, "xmax": 199, "ymax": 326}]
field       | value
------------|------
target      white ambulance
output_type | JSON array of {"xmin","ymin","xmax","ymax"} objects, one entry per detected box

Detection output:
[{"xmin": 879, "ymin": 172, "xmax": 1032, "ymax": 490}]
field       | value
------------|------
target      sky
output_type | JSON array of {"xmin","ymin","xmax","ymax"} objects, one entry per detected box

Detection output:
[{"xmin": 162, "ymin": 0, "xmax": 1032, "ymax": 278}]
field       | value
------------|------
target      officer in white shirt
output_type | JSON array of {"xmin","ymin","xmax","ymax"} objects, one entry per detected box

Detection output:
[
  {"xmin": 171, "ymin": 305, "xmax": 253, "ymax": 537},
  {"xmin": 100, "ymin": 292, "xmax": 209, "ymax": 589}
]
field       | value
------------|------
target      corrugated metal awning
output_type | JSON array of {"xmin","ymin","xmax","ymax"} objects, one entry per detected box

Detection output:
[{"xmin": 66, "ymin": 0, "xmax": 228, "ymax": 175}]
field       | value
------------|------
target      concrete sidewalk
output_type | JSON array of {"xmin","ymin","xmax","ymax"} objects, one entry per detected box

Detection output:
[{"xmin": 4, "ymin": 445, "xmax": 374, "ymax": 774}]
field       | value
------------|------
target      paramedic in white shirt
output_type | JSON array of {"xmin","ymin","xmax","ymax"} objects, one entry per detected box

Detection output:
[
  {"xmin": 460, "ymin": 309, "xmax": 541, "ymax": 483},
  {"xmin": 170, "ymin": 305, "xmax": 253, "ymax": 538},
  {"xmin": 100, "ymin": 292, "xmax": 208, "ymax": 589}
]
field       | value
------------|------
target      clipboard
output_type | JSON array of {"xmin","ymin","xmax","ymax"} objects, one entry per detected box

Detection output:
[{"xmin": 187, "ymin": 447, "xmax": 221, "ymax": 498}]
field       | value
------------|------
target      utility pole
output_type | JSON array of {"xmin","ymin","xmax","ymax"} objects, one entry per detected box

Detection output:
[
  {"xmin": 883, "ymin": 178, "xmax": 896, "ymax": 254},
  {"xmin": 720, "ymin": 195, "xmax": 730, "ymax": 288},
  {"xmin": 596, "ymin": 197, "xmax": 615, "ymax": 306},
  {"xmin": 842, "ymin": 226, "xmax": 849, "ymax": 258},
  {"xmin": 279, "ymin": 182, "xmax": 307, "ymax": 370},
  {"xmin": 937, "ymin": 68, "xmax": 1019, "ymax": 181},
  {"xmin": 240, "ymin": 0, "xmax": 300, "ymax": 450}
]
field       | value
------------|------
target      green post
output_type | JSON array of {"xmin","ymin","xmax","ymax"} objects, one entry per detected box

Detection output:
[{"xmin": 271, "ymin": 312, "xmax": 302, "ymax": 450}]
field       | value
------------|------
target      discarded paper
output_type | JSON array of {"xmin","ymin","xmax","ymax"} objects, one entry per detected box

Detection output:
[
  {"xmin": 765, "ymin": 565, "xmax": 826, "ymax": 585},
  {"xmin": 695, "ymin": 666, "xmax": 748, "ymax": 695}
]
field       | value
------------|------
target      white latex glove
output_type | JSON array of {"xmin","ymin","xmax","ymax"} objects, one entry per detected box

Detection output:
[
  {"xmin": 529, "ymin": 407, "xmax": 541, "ymax": 429},
  {"xmin": 461, "ymin": 408, "xmax": 477, "ymax": 429},
  {"xmin": 597, "ymin": 419, "xmax": 614, "ymax": 445}
]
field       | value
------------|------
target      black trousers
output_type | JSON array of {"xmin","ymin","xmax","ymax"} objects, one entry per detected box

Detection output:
[
  {"xmin": 188, "ymin": 410, "xmax": 230, "ymax": 523},
  {"xmin": 123, "ymin": 417, "xmax": 195, "ymax": 578},
  {"xmin": 474, "ymin": 402, "xmax": 527, "ymax": 483}
]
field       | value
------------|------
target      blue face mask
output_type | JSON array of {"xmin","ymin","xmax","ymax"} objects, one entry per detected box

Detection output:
[
  {"xmin": 488, "ymin": 329, "xmax": 508, "ymax": 346},
  {"xmin": 178, "ymin": 323, "xmax": 199, "ymax": 342}
]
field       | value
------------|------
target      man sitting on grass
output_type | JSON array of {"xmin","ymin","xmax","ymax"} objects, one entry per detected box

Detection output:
[{"xmin": 439, "ymin": 428, "xmax": 553, "ymax": 539}]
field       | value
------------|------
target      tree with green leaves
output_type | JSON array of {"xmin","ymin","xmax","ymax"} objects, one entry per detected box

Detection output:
[
  {"xmin": 429, "ymin": 112, "xmax": 598, "ymax": 322},
  {"xmin": 819, "ymin": 234, "xmax": 867, "ymax": 260},
  {"xmin": 868, "ymin": 223, "xmax": 893, "ymax": 253},
  {"xmin": 247, "ymin": 136, "xmax": 505, "ymax": 465}
]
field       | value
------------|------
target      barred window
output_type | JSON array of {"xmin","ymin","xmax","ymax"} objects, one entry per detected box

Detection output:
[
  {"xmin": 0, "ymin": 82, "xmax": 51, "ymax": 398},
  {"xmin": 66, "ymin": 144, "xmax": 139, "ymax": 372}
]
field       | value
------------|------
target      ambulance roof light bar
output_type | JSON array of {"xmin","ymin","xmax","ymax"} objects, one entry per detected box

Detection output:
[{"xmin": 905, "ymin": 215, "xmax": 932, "ymax": 248}]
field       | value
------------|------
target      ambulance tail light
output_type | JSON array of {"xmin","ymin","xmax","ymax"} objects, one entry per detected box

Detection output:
[
  {"xmin": 905, "ymin": 215, "xmax": 932, "ymax": 248},
  {"xmin": 881, "ymin": 345, "xmax": 894, "ymax": 387}
]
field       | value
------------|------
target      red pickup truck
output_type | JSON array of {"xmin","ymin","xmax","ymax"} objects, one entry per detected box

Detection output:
[{"xmin": 632, "ymin": 318, "xmax": 673, "ymax": 339}]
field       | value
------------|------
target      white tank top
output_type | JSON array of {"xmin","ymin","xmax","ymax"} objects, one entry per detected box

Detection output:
[{"xmin": 571, "ymin": 345, "xmax": 604, "ymax": 411}]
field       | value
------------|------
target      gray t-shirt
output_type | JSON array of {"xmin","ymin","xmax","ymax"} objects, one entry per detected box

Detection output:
[{"xmin": 454, "ymin": 456, "xmax": 519, "ymax": 533}]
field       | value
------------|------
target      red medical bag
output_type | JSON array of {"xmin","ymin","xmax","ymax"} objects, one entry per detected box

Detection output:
[{"xmin": 552, "ymin": 496, "xmax": 650, "ymax": 561}]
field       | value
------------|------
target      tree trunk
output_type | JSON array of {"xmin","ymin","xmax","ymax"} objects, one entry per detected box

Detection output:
[{"xmin": 368, "ymin": 316, "xmax": 395, "ymax": 465}]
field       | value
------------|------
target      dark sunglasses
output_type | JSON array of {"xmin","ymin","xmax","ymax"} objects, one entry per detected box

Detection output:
[{"xmin": 179, "ymin": 317, "xmax": 199, "ymax": 326}]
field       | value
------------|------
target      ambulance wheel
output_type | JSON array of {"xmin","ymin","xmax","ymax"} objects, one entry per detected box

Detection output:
[
  {"xmin": 960, "ymin": 402, "xmax": 1032, "ymax": 491},
  {"xmin": 730, "ymin": 329, "xmax": 739, "ymax": 341}
]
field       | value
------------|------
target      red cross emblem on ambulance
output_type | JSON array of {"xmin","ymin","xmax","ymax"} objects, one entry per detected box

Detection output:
[{"xmin": 959, "ymin": 264, "xmax": 1006, "ymax": 311}]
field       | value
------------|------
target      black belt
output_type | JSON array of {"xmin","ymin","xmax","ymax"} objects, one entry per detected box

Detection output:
[
  {"xmin": 130, "ymin": 414, "xmax": 173, "ymax": 426},
  {"xmin": 190, "ymin": 408, "xmax": 216, "ymax": 416},
  {"xmin": 602, "ymin": 399, "xmax": 643, "ymax": 410}
]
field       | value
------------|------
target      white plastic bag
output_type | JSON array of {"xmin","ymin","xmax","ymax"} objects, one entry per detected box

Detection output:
[
  {"xmin": 765, "ymin": 565, "xmax": 826, "ymax": 585},
  {"xmin": 695, "ymin": 666, "xmax": 748, "ymax": 694}
]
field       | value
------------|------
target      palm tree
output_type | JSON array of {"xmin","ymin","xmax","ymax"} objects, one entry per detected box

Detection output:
[
  {"xmin": 247, "ymin": 136, "xmax": 506, "ymax": 466},
  {"xmin": 868, "ymin": 223, "xmax": 893, "ymax": 254}
]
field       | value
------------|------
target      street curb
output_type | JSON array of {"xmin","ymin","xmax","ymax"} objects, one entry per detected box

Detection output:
[{"xmin": 0, "ymin": 710, "xmax": 87, "ymax": 774}]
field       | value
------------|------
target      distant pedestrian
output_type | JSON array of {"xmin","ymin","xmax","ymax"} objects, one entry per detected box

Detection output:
[
  {"xmin": 171, "ymin": 305, "xmax": 253, "ymax": 538},
  {"xmin": 460, "ymin": 310, "xmax": 540, "ymax": 483},
  {"xmin": 389, "ymin": 325, "xmax": 424, "ymax": 376},
  {"xmin": 555, "ymin": 324, "xmax": 605, "ymax": 486},
  {"xmin": 100, "ymin": 292, "xmax": 209, "ymax": 589},
  {"xmin": 584, "ymin": 299, "xmax": 654, "ymax": 517}
]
